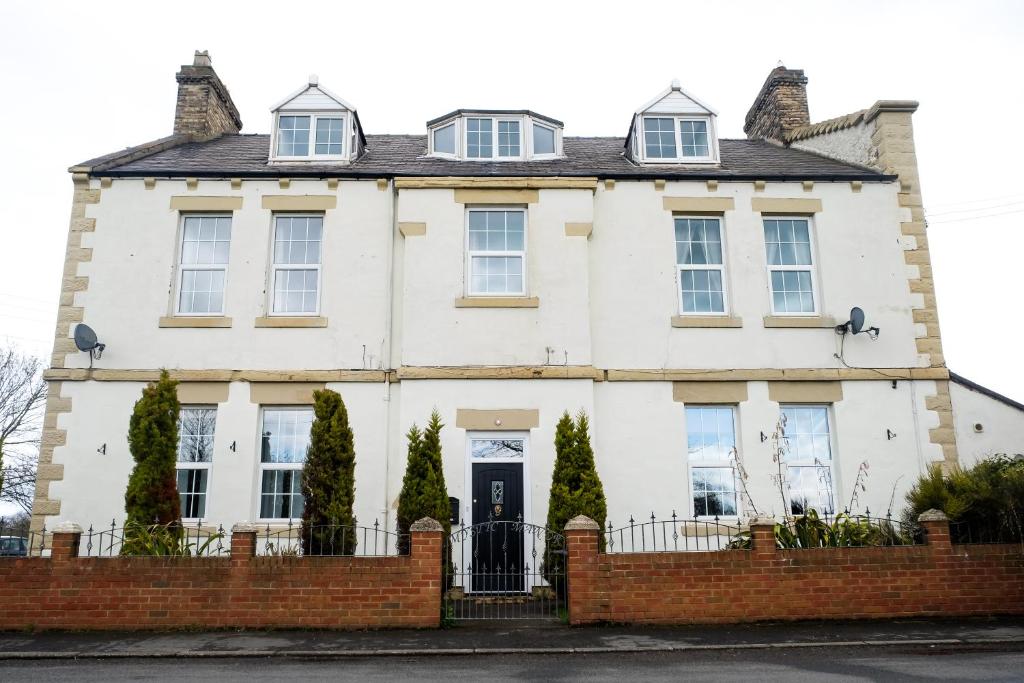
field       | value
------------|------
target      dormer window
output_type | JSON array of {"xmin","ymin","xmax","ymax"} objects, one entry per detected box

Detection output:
[
  {"xmin": 466, "ymin": 118, "xmax": 523, "ymax": 159},
  {"xmin": 641, "ymin": 116, "xmax": 712, "ymax": 161},
  {"xmin": 466, "ymin": 118, "xmax": 494, "ymax": 158},
  {"xmin": 269, "ymin": 76, "xmax": 365, "ymax": 164},
  {"xmin": 433, "ymin": 123, "xmax": 457, "ymax": 156},
  {"xmin": 426, "ymin": 110, "xmax": 563, "ymax": 161},
  {"xmin": 532, "ymin": 123, "xmax": 556, "ymax": 157},
  {"xmin": 627, "ymin": 81, "xmax": 720, "ymax": 165}
]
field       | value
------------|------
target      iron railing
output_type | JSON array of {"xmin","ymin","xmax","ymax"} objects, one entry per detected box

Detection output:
[
  {"xmin": 444, "ymin": 518, "xmax": 566, "ymax": 621},
  {"xmin": 81, "ymin": 520, "xmax": 228, "ymax": 557},
  {"xmin": 604, "ymin": 512, "xmax": 743, "ymax": 553},
  {"xmin": 949, "ymin": 519, "xmax": 1024, "ymax": 545},
  {"xmin": 0, "ymin": 517, "xmax": 49, "ymax": 558},
  {"xmin": 258, "ymin": 519, "xmax": 407, "ymax": 557}
]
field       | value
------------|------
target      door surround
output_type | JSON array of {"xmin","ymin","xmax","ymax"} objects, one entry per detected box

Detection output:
[{"xmin": 463, "ymin": 430, "xmax": 532, "ymax": 529}]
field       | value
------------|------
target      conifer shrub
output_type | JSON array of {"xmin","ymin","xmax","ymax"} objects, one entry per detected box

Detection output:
[
  {"xmin": 903, "ymin": 455, "xmax": 1024, "ymax": 543},
  {"xmin": 301, "ymin": 389, "xmax": 357, "ymax": 555},
  {"xmin": 123, "ymin": 370, "xmax": 181, "ymax": 554},
  {"xmin": 546, "ymin": 409, "xmax": 608, "ymax": 572},
  {"xmin": 396, "ymin": 411, "xmax": 451, "ymax": 554}
]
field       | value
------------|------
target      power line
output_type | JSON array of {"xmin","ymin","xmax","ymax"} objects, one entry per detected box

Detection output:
[
  {"xmin": 926, "ymin": 199, "xmax": 1024, "ymax": 218},
  {"xmin": 927, "ymin": 192, "xmax": 1024, "ymax": 211},
  {"xmin": 928, "ymin": 208, "xmax": 1024, "ymax": 225},
  {"xmin": 0, "ymin": 292, "xmax": 59, "ymax": 306}
]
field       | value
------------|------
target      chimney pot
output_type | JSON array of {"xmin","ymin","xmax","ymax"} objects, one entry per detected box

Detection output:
[
  {"xmin": 670, "ymin": 78, "xmax": 681, "ymax": 90},
  {"xmin": 193, "ymin": 50, "xmax": 212, "ymax": 67},
  {"xmin": 309, "ymin": 73, "xmax": 319, "ymax": 86}
]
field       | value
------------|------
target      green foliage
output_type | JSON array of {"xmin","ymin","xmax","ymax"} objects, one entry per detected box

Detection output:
[
  {"xmin": 121, "ymin": 521, "xmax": 223, "ymax": 556},
  {"xmin": 123, "ymin": 370, "xmax": 181, "ymax": 554},
  {"xmin": 546, "ymin": 410, "xmax": 608, "ymax": 549},
  {"xmin": 726, "ymin": 509, "xmax": 911, "ymax": 549},
  {"xmin": 396, "ymin": 411, "xmax": 451, "ymax": 554},
  {"xmin": 301, "ymin": 389, "xmax": 357, "ymax": 555},
  {"xmin": 903, "ymin": 455, "xmax": 1024, "ymax": 543}
]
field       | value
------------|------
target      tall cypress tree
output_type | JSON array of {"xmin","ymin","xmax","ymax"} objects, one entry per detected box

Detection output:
[
  {"xmin": 396, "ymin": 413, "xmax": 450, "ymax": 554},
  {"xmin": 546, "ymin": 410, "xmax": 607, "ymax": 554},
  {"xmin": 301, "ymin": 389, "xmax": 357, "ymax": 555},
  {"xmin": 123, "ymin": 370, "xmax": 181, "ymax": 554},
  {"xmin": 419, "ymin": 411, "xmax": 451, "ymax": 536}
]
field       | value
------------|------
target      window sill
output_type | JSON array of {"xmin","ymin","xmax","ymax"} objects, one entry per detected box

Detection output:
[
  {"xmin": 254, "ymin": 316, "xmax": 329, "ymax": 328},
  {"xmin": 763, "ymin": 315, "xmax": 837, "ymax": 328},
  {"xmin": 159, "ymin": 316, "xmax": 232, "ymax": 328},
  {"xmin": 455, "ymin": 297, "xmax": 540, "ymax": 308},
  {"xmin": 671, "ymin": 315, "xmax": 743, "ymax": 328}
]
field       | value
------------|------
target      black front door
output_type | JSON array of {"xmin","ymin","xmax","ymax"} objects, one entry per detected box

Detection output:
[{"xmin": 471, "ymin": 462, "xmax": 524, "ymax": 592}]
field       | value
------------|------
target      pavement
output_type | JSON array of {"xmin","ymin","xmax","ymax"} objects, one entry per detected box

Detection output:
[{"xmin": 0, "ymin": 617, "xmax": 1022, "ymax": 659}]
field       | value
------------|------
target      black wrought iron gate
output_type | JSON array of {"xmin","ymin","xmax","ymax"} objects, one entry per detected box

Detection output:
[{"xmin": 443, "ymin": 517, "xmax": 566, "ymax": 621}]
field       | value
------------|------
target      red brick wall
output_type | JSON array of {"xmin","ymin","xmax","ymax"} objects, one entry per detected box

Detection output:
[
  {"xmin": 0, "ymin": 527, "xmax": 442, "ymax": 631},
  {"xmin": 567, "ymin": 518, "xmax": 1024, "ymax": 625}
]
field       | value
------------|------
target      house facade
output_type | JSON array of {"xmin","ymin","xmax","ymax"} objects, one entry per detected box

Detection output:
[{"xmin": 32, "ymin": 52, "xmax": 1023, "ymax": 538}]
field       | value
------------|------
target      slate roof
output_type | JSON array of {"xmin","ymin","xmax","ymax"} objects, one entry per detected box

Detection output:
[
  {"xmin": 950, "ymin": 372, "xmax": 1024, "ymax": 414},
  {"xmin": 87, "ymin": 134, "xmax": 889, "ymax": 181}
]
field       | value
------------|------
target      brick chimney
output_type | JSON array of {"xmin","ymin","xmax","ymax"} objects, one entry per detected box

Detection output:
[
  {"xmin": 173, "ymin": 50, "xmax": 242, "ymax": 140},
  {"xmin": 743, "ymin": 66, "xmax": 810, "ymax": 142}
]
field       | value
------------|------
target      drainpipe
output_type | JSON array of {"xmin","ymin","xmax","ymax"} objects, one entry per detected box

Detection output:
[{"xmin": 381, "ymin": 178, "xmax": 397, "ymax": 532}]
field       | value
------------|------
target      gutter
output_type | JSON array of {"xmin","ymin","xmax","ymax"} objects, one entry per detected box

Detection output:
[{"xmin": 98, "ymin": 170, "xmax": 897, "ymax": 183}]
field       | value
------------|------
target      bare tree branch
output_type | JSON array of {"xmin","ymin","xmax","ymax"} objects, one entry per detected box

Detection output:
[{"xmin": 0, "ymin": 347, "xmax": 46, "ymax": 515}]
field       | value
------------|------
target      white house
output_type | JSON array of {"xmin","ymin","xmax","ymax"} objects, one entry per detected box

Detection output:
[{"xmin": 33, "ymin": 53, "xmax": 1024, "ymax": 542}]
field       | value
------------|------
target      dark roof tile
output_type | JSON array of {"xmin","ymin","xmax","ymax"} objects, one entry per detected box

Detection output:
[{"xmin": 97, "ymin": 134, "xmax": 889, "ymax": 181}]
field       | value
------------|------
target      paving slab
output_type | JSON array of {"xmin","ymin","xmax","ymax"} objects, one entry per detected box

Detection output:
[{"xmin": 0, "ymin": 617, "xmax": 1022, "ymax": 659}]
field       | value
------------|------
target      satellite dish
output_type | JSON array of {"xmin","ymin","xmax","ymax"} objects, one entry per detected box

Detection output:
[
  {"xmin": 849, "ymin": 307, "xmax": 865, "ymax": 335},
  {"xmin": 73, "ymin": 324, "xmax": 106, "ymax": 367},
  {"xmin": 74, "ymin": 324, "xmax": 98, "ymax": 351}
]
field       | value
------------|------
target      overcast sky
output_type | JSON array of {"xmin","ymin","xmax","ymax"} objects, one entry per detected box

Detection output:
[{"xmin": 1, "ymin": 0, "xmax": 1022, "ymax": 399}]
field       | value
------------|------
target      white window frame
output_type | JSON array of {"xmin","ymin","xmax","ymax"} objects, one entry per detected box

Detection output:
[
  {"xmin": 465, "ymin": 207, "xmax": 528, "ymax": 297},
  {"xmin": 779, "ymin": 404, "xmax": 838, "ymax": 516},
  {"xmin": 257, "ymin": 406, "xmax": 313, "ymax": 523},
  {"xmin": 763, "ymin": 215, "xmax": 821, "ymax": 317},
  {"xmin": 177, "ymin": 405, "xmax": 216, "ymax": 522},
  {"xmin": 464, "ymin": 117, "xmax": 525, "ymax": 161},
  {"xmin": 684, "ymin": 405, "xmax": 741, "ymax": 521},
  {"xmin": 173, "ymin": 213, "xmax": 231, "ymax": 317},
  {"xmin": 430, "ymin": 119, "xmax": 459, "ymax": 158},
  {"xmin": 529, "ymin": 122, "xmax": 559, "ymax": 159},
  {"xmin": 675, "ymin": 215, "xmax": 730, "ymax": 316},
  {"xmin": 270, "ymin": 112, "xmax": 348, "ymax": 161},
  {"xmin": 269, "ymin": 213, "xmax": 323, "ymax": 316},
  {"xmin": 640, "ymin": 115, "xmax": 717, "ymax": 164}
]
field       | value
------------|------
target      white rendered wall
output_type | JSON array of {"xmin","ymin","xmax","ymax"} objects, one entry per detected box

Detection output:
[
  {"xmin": 46, "ymin": 376, "xmax": 946, "ymax": 530},
  {"xmin": 589, "ymin": 180, "xmax": 922, "ymax": 370},
  {"xmin": 48, "ymin": 380, "xmax": 390, "ymax": 530},
  {"xmin": 43, "ymin": 173, "xmax": 964, "ymax": 532},
  {"xmin": 396, "ymin": 188, "xmax": 594, "ymax": 367},
  {"xmin": 951, "ymin": 381, "xmax": 1024, "ymax": 465},
  {"xmin": 593, "ymin": 379, "xmax": 938, "ymax": 526},
  {"xmin": 387, "ymin": 379, "xmax": 594, "ymax": 531},
  {"xmin": 73, "ymin": 178, "xmax": 391, "ymax": 371}
]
